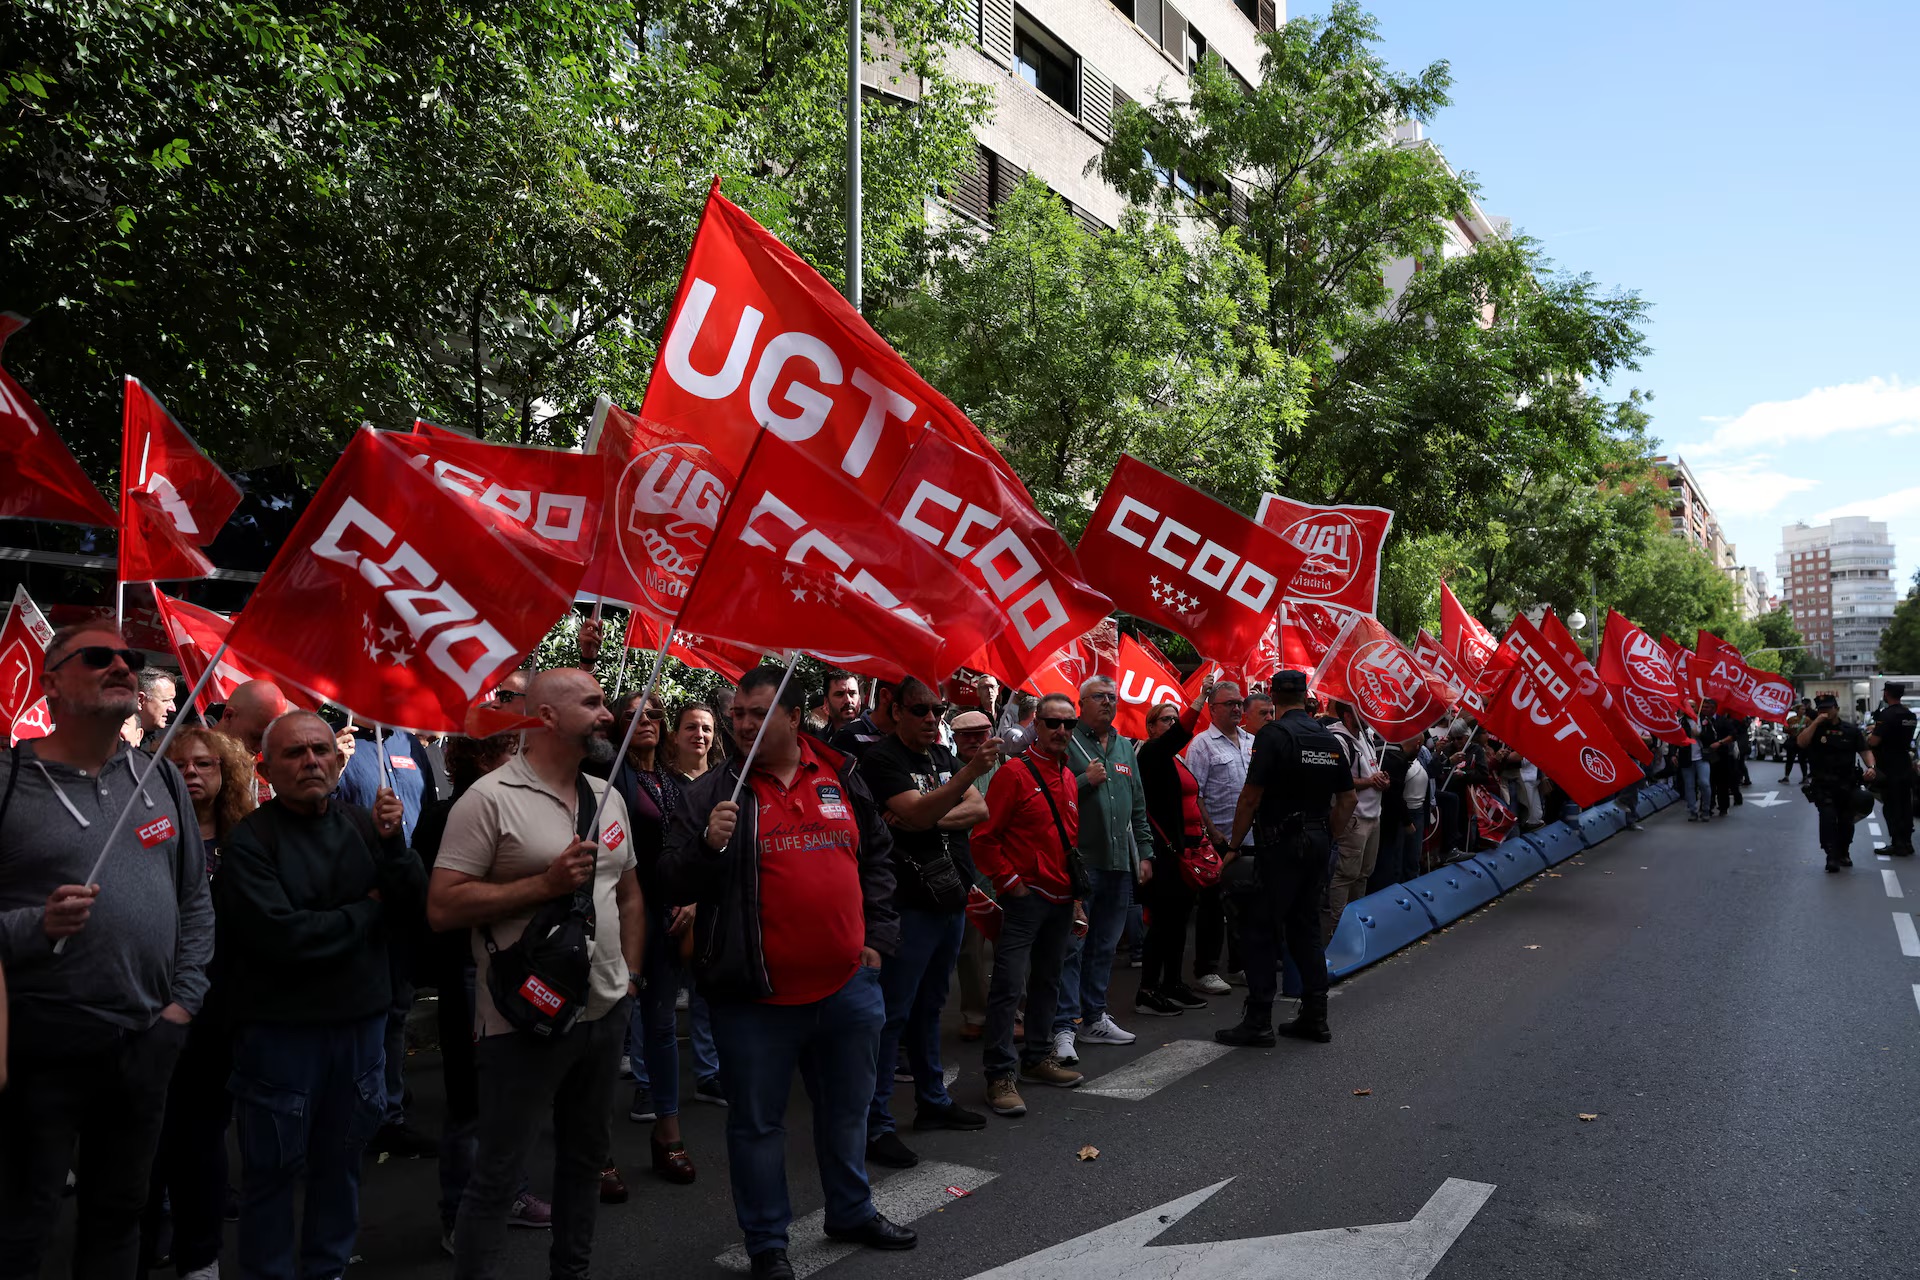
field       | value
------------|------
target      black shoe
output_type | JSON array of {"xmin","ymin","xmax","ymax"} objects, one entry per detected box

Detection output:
[
  {"xmin": 865, "ymin": 1132, "xmax": 919, "ymax": 1168},
  {"xmin": 1841, "ymin": 855, "xmax": 1853, "ymax": 867},
  {"xmin": 1277, "ymin": 1008, "xmax": 1333, "ymax": 1044},
  {"xmin": 1825, "ymin": 860, "xmax": 1840, "ymax": 873},
  {"xmin": 750, "ymin": 1248, "xmax": 795, "ymax": 1279},
  {"xmin": 628, "ymin": 1086, "xmax": 658, "ymax": 1123},
  {"xmin": 373, "ymin": 1122, "xmax": 439, "ymax": 1159},
  {"xmin": 1215, "ymin": 1021, "xmax": 1276, "ymax": 1048},
  {"xmin": 913, "ymin": 1101, "xmax": 988, "ymax": 1131},
  {"xmin": 693, "ymin": 1077, "xmax": 729, "ymax": 1107},
  {"xmin": 825, "ymin": 1212, "xmax": 918, "ymax": 1250},
  {"xmin": 1160, "ymin": 982, "xmax": 1209, "ymax": 1010},
  {"xmin": 1133, "ymin": 989, "xmax": 1184, "ymax": 1017}
]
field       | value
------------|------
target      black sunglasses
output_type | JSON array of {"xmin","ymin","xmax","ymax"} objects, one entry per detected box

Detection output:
[
  {"xmin": 50, "ymin": 645, "xmax": 146, "ymax": 674},
  {"xmin": 903, "ymin": 701, "xmax": 949, "ymax": 719},
  {"xmin": 1039, "ymin": 715, "xmax": 1078, "ymax": 731},
  {"xmin": 1211, "ymin": 698, "xmax": 1244, "ymax": 710}
]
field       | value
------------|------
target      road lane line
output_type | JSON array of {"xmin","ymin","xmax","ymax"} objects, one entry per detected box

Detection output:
[
  {"xmin": 1871, "ymin": 822, "xmax": 1884, "ymax": 837},
  {"xmin": 1896, "ymin": 913, "xmax": 1920, "ymax": 958},
  {"xmin": 1887, "ymin": 870, "xmax": 1905, "ymax": 898},
  {"xmin": 715, "ymin": 1161, "xmax": 997, "ymax": 1276},
  {"xmin": 1913, "ymin": 984, "xmax": 1920, "ymax": 1018},
  {"xmin": 1079, "ymin": 1039, "xmax": 1237, "ymax": 1100}
]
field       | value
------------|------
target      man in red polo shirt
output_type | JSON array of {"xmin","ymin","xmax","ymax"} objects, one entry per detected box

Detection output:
[
  {"xmin": 660, "ymin": 667, "xmax": 910, "ymax": 1280},
  {"xmin": 972, "ymin": 692, "xmax": 1089, "ymax": 1118}
]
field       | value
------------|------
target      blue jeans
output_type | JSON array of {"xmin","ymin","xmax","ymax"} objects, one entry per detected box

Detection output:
[
  {"xmin": 868, "ymin": 909, "xmax": 964, "ymax": 1137},
  {"xmin": 628, "ymin": 975, "xmax": 722, "ymax": 1091},
  {"xmin": 709, "ymin": 967, "xmax": 885, "ymax": 1256},
  {"xmin": 1680, "ymin": 758, "xmax": 1711, "ymax": 816},
  {"xmin": 1054, "ymin": 868, "xmax": 1134, "ymax": 1033},
  {"xmin": 229, "ymin": 1015, "xmax": 386, "ymax": 1280},
  {"xmin": 626, "ymin": 906, "xmax": 687, "ymax": 1118}
]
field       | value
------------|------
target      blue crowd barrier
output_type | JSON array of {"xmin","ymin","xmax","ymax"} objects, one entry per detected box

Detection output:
[
  {"xmin": 1325, "ymin": 885, "xmax": 1435, "ymax": 977},
  {"xmin": 1474, "ymin": 837, "xmax": 1550, "ymax": 890},
  {"xmin": 1575, "ymin": 802, "xmax": 1627, "ymax": 846},
  {"xmin": 1403, "ymin": 859, "xmax": 1502, "ymax": 926},
  {"xmin": 1529, "ymin": 819, "xmax": 1583, "ymax": 865}
]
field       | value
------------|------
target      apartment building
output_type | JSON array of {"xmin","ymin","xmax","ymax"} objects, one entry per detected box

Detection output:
[{"xmin": 1778, "ymin": 516, "xmax": 1899, "ymax": 675}]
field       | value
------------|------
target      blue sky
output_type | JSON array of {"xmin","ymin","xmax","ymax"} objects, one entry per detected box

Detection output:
[{"xmin": 1329, "ymin": 0, "xmax": 1920, "ymax": 591}]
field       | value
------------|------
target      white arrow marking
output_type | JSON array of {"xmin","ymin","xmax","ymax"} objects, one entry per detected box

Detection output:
[
  {"xmin": 716, "ymin": 1161, "xmax": 997, "ymax": 1276},
  {"xmin": 1748, "ymin": 790, "xmax": 1792, "ymax": 808},
  {"xmin": 960, "ymin": 1177, "xmax": 1495, "ymax": 1280}
]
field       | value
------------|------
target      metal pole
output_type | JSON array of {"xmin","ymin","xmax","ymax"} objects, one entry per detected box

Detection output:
[
  {"xmin": 845, "ymin": 0, "xmax": 862, "ymax": 310},
  {"xmin": 729, "ymin": 653, "xmax": 803, "ymax": 806}
]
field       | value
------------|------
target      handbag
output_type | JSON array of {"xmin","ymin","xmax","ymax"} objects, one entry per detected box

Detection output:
[
  {"xmin": 1020, "ymin": 754, "xmax": 1092, "ymax": 899},
  {"xmin": 479, "ymin": 775, "xmax": 600, "ymax": 1041}
]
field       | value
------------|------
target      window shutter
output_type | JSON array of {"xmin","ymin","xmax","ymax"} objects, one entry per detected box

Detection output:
[
  {"xmin": 991, "ymin": 154, "xmax": 1028, "ymax": 210},
  {"xmin": 1161, "ymin": 1, "xmax": 1188, "ymax": 70},
  {"xmin": 947, "ymin": 145, "xmax": 993, "ymax": 221},
  {"xmin": 1079, "ymin": 60, "xmax": 1115, "ymax": 140},
  {"xmin": 1136, "ymin": 0, "xmax": 1161, "ymax": 49},
  {"xmin": 1257, "ymin": 0, "xmax": 1276, "ymax": 33},
  {"xmin": 1229, "ymin": 183, "xmax": 1249, "ymax": 229},
  {"xmin": 951, "ymin": 0, "xmax": 981, "ymax": 44},
  {"xmin": 980, "ymin": 0, "xmax": 1015, "ymax": 67}
]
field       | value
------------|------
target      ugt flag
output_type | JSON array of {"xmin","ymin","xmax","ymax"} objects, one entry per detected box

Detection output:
[
  {"xmin": 0, "ymin": 585, "xmax": 55, "ymax": 745},
  {"xmin": 1309, "ymin": 611, "xmax": 1458, "ymax": 742},
  {"xmin": 1114, "ymin": 633, "xmax": 1186, "ymax": 740},
  {"xmin": 1255, "ymin": 495, "xmax": 1393, "ymax": 614}
]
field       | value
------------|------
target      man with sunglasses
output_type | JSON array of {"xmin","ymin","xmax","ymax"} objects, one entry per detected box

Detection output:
[
  {"xmin": 1185, "ymin": 681, "xmax": 1255, "ymax": 997},
  {"xmin": 1051, "ymin": 676, "xmax": 1153, "ymax": 1064},
  {"xmin": 858, "ymin": 678, "xmax": 1000, "ymax": 1167},
  {"xmin": 0, "ymin": 626, "xmax": 214, "ymax": 1278},
  {"xmin": 972, "ymin": 693, "xmax": 1089, "ymax": 1117}
]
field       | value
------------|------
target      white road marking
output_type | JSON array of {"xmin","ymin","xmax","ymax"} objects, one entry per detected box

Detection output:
[
  {"xmin": 1871, "ymin": 822, "xmax": 1884, "ymax": 837},
  {"xmin": 1750, "ymin": 790, "xmax": 1791, "ymax": 807},
  {"xmin": 1881, "ymin": 854, "xmax": 1893, "ymax": 862},
  {"xmin": 1912, "ymin": 984, "xmax": 1920, "ymax": 1018},
  {"xmin": 715, "ymin": 1161, "xmax": 997, "ymax": 1276},
  {"xmin": 1079, "ymin": 1040, "xmax": 1237, "ymax": 1100},
  {"xmin": 1886, "ymin": 870, "xmax": 1905, "ymax": 898},
  {"xmin": 959, "ymin": 1177, "xmax": 1496, "ymax": 1279},
  {"xmin": 1896, "ymin": 913, "xmax": 1920, "ymax": 958}
]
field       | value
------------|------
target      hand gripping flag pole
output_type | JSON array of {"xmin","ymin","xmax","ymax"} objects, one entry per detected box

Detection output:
[{"xmin": 55, "ymin": 640, "xmax": 230, "ymax": 955}]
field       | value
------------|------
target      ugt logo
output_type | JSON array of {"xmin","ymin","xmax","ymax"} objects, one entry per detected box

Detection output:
[
  {"xmin": 1282, "ymin": 513, "xmax": 1359, "ymax": 597},
  {"xmin": 1579, "ymin": 745, "xmax": 1617, "ymax": 785},
  {"xmin": 1349, "ymin": 640, "xmax": 1422, "ymax": 718},
  {"xmin": 614, "ymin": 441, "xmax": 729, "ymax": 619}
]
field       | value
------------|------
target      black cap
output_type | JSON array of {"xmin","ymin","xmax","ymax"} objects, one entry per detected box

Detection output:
[
  {"xmin": 1272, "ymin": 669, "xmax": 1309, "ymax": 693},
  {"xmin": 1815, "ymin": 692, "xmax": 1838, "ymax": 707},
  {"xmin": 1888, "ymin": 682, "xmax": 1908, "ymax": 699}
]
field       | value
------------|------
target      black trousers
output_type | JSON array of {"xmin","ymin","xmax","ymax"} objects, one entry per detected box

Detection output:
[
  {"xmin": 141, "ymin": 1016, "xmax": 233, "ymax": 1274},
  {"xmin": 1224, "ymin": 836, "xmax": 1332, "ymax": 1016},
  {"xmin": 1811, "ymin": 782, "xmax": 1858, "ymax": 858},
  {"xmin": 1782, "ymin": 741, "xmax": 1805, "ymax": 780},
  {"xmin": 1138, "ymin": 859, "xmax": 1196, "ymax": 993},
  {"xmin": 0, "ymin": 1016, "xmax": 187, "ymax": 1280},
  {"xmin": 1711, "ymin": 757, "xmax": 1741, "ymax": 814},
  {"xmin": 1191, "ymin": 884, "xmax": 1240, "ymax": 979},
  {"xmin": 1883, "ymin": 769, "xmax": 1914, "ymax": 852}
]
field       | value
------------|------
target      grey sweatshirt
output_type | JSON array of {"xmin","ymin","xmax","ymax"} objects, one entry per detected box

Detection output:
[{"xmin": 0, "ymin": 742, "xmax": 214, "ymax": 1029}]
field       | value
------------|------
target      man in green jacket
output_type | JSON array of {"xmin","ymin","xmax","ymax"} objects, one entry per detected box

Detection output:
[{"xmin": 1050, "ymin": 676, "xmax": 1154, "ymax": 1064}]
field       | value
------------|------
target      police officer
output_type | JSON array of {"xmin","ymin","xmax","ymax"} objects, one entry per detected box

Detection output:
[
  {"xmin": 1213, "ymin": 670, "xmax": 1356, "ymax": 1048},
  {"xmin": 1867, "ymin": 683, "xmax": 1916, "ymax": 856},
  {"xmin": 1795, "ymin": 693, "xmax": 1877, "ymax": 872}
]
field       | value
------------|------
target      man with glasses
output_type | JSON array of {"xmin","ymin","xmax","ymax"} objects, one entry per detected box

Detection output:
[
  {"xmin": 0, "ymin": 626, "xmax": 214, "ymax": 1277},
  {"xmin": 857, "ymin": 678, "xmax": 1000, "ymax": 1167},
  {"xmin": 972, "ymin": 693, "xmax": 1090, "ymax": 1117},
  {"xmin": 1051, "ymin": 676, "xmax": 1152, "ymax": 1064},
  {"xmin": 1185, "ymin": 681, "xmax": 1254, "ymax": 996}
]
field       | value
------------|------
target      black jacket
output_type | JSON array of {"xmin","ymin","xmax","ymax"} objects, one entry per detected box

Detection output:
[
  {"xmin": 1135, "ymin": 709, "xmax": 1198, "ymax": 860},
  {"xmin": 660, "ymin": 742, "xmax": 901, "ymax": 1004}
]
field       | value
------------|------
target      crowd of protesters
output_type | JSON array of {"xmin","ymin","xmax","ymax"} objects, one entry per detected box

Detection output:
[{"xmin": 0, "ymin": 618, "xmax": 1792, "ymax": 1280}]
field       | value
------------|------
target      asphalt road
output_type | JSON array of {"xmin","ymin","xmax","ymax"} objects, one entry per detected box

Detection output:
[{"xmin": 85, "ymin": 781, "xmax": 1920, "ymax": 1279}]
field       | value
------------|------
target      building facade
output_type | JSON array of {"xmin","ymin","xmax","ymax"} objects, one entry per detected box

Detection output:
[{"xmin": 1777, "ymin": 517, "xmax": 1898, "ymax": 675}]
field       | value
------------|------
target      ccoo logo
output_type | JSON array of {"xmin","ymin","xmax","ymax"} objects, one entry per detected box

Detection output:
[
  {"xmin": 1578, "ymin": 745, "xmax": 1617, "ymax": 785},
  {"xmin": 1282, "ymin": 513, "xmax": 1359, "ymax": 597}
]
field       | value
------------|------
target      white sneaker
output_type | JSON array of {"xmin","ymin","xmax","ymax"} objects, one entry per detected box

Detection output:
[
  {"xmin": 1079, "ymin": 1013, "xmax": 1136, "ymax": 1045},
  {"xmin": 1196, "ymin": 974, "xmax": 1231, "ymax": 996},
  {"xmin": 182, "ymin": 1265, "xmax": 220, "ymax": 1280},
  {"xmin": 1051, "ymin": 1028, "xmax": 1079, "ymax": 1065}
]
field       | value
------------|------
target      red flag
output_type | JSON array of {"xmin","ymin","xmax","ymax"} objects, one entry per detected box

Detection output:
[
  {"xmin": 1478, "ymin": 614, "xmax": 1641, "ymax": 808},
  {"xmin": 1660, "ymin": 635, "xmax": 1704, "ymax": 707},
  {"xmin": 672, "ymin": 431, "xmax": 1004, "ymax": 686},
  {"xmin": 149, "ymin": 589, "xmax": 301, "ymax": 715},
  {"xmin": 1598, "ymin": 609, "xmax": 1683, "ymax": 704},
  {"xmin": 884, "ymin": 429, "xmax": 1111, "ymax": 688},
  {"xmin": 1441, "ymin": 582, "xmax": 1500, "ymax": 678},
  {"xmin": 1023, "ymin": 619, "xmax": 1120, "ymax": 699},
  {"xmin": 1747, "ymin": 670, "xmax": 1793, "ymax": 723},
  {"xmin": 1255, "ymin": 496, "xmax": 1393, "ymax": 614},
  {"xmin": 625, "ymin": 611, "xmax": 756, "ymax": 684},
  {"xmin": 1536, "ymin": 611, "xmax": 1654, "ymax": 765},
  {"xmin": 398, "ymin": 422, "xmax": 612, "ymax": 582},
  {"xmin": 1114, "ymin": 633, "xmax": 1186, "ymax": 739},
  {"xmin": 0, "ymin": 314, "xmax": 117, "ymax": 526},
  {"xmin": 1695, "ymin": 631, "xmax": 1759, "ymax": 717},
  {"xmin": 1076, "ymin": 456, "xmax": 1306, "ymax": 663},
  {"xmin": 1412, "ymin": 629, "xmax": 1467, "ymax": 707},
  {"xmin": 226, "ymin": 429, "xmax": 575, "ymax": 732},
  {"xmin": 1, "ymin": 585, "xmax": 56, "ymax": 745},
  {"xmin": 1309, "ymin": 611, "xmax": 1457, "ymax": 742},
  {"xmin": 119, "ymin": 377, "xmax": 241, "ymax": 582},
  {"xmin": 1469, "ymin": 783, "xmax": 1517, "ymax": 844},
  {"xmin": 639, "ymin": 181, "xmax": 1024, "ymax": 501},
  {"xmin": 1611, "ymin": 682, "xmax": 1689, "ymax": 745}
]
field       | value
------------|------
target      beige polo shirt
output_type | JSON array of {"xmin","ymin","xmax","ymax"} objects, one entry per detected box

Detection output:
[{"xmin": 437, "ymin": 754, "xmax": 637, "ymax": 1037}]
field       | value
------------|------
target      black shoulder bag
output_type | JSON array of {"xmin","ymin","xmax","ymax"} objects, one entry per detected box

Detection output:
[
  {"xmin": 1019, "ymin": 755, "xmax": 1092, "ymax": 899},
  {"xmin": 480, "ymin": 775, "xmax": 600, "ymax": 1041}
]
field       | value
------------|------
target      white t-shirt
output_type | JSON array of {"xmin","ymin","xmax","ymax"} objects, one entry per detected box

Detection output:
[{"xmin": 436, "ymin": 755, "xmax": 637, "ymax": 1038}]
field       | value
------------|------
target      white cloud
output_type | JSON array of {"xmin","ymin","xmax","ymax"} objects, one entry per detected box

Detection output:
[
  {"xmin": 1684, "ymin": 376, "xmax": 1920, "ymax": 456},
  {"xmin": 1689, "ymin": 458, "xmax": 1820, "ymax": 517},
  {"xmin": 1816, "ymin": 485, "xmax": 1920, "ymax": 522}
]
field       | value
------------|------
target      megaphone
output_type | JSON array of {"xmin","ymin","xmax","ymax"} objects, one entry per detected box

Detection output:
[{"xmin": 998, "ymin": 723, "xmax": 1035, "ymax": 758}]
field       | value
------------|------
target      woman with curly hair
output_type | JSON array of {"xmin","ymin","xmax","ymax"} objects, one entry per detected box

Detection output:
[{"xmin": 142, "ymin": 727, "xmax": 257, "ymax": 1277}]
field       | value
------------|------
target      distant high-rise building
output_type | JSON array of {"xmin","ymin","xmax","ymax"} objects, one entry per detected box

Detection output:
[{"xmin": 1777, "ymin": 516, "xmax": 1898, "ymax": 675}]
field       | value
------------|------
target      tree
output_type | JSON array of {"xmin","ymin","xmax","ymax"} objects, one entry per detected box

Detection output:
[
  {"xmin": 1880, "ymin": 569, "xmax": 1920, "ymax": 673},
  {"xmin": 882, "ymin": 179, "xmax": 1307, "ymax": 534},
  {"xmin": 1609, "ymin": 532, "xmax": 1742, "ymax": 645},
  {"xmin": 1741, "ymin": 607, "xmax": 1822, "ymax": 677}
]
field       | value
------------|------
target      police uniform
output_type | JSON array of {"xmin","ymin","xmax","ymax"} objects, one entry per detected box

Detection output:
[
  {"xmin": 1804, "ymin": 704, "xmax": 1868, "ymax": 870},
  {"xmin": 1869, "ymin": 685, "xmax": 1916, "ymax": 856},
  {"xmin": 1215, "ymin": 675, "xmax": 1353, "ymax": 1046}
]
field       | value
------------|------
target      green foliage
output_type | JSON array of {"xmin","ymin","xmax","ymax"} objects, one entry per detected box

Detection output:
[
  {"xmin": 1880, "ymin": 569, "xmax": 1920, "ymax": 674},
  {"xmin": 1740, "ymin": 607, "xmax": 1822, "ymax": 677},
  {"xmin": 1609, "ymin": 532, "xmax": 1741, "ymax": 645},
  {"xmin": 881, "ymin": 179, "xmax": 1307, "ymax": 535}
]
